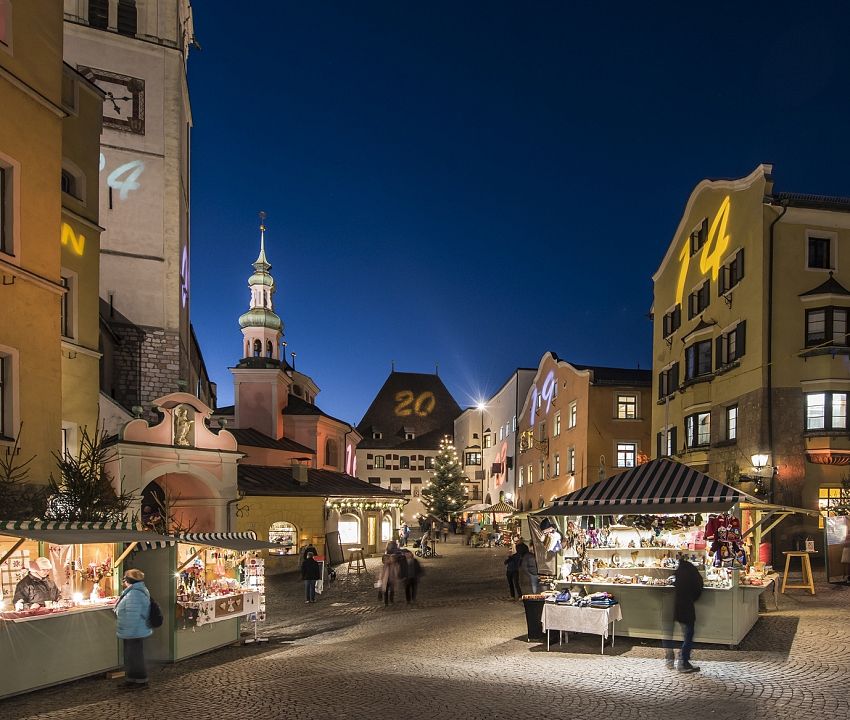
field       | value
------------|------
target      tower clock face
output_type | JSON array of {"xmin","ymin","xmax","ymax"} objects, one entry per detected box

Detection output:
[{"xmin": 78, "ymin": 66, "xmax": 145, "ymax": 135}]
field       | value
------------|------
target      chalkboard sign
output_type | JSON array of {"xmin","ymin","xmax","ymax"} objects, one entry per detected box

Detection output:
[{"xmin": 325, "ymin": 531, "xmax": 345, "ymax": 567}]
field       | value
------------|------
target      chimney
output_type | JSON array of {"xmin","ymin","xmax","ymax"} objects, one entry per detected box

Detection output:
[{"xmin": 292, "ymin": 464, "xmax": 308, "ymax": 485}]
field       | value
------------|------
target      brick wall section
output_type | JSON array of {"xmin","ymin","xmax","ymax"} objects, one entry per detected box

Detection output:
[{"xmin": 110, "ymin": 322, "xmax": 182, "ymax": 421}]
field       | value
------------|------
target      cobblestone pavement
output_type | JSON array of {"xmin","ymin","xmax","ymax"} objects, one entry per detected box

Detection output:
[{"xmin": 3, "ymin": 536, "xmax": 849, "ymax": 720}]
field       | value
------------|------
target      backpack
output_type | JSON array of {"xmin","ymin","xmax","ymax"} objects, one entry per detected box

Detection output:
[{"xmin": 148, "ymin": 597, "xmax": 163, "ymax": 628}]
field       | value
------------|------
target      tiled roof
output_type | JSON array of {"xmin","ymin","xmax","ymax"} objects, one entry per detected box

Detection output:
[
  {"xmin": 228, "ymin": 427, "xmax": 315, "ymax": 455},
  {"xmin": 356, "ymin": 371, "xmax": 461, "ymax": 450},
  {"xmin": 570, "ymin": 364, "xmax": 652, "ymax": 387},
  {"xmin": 799, "ymin": 273, "xmax": 850, "ymax": 297},
  {"xmin": 215, "ymin": 405, "xmax": 235, "ymax": 416},
  {"xmin": 238, "ymin": 464, "xmax": 405, "ymax": 498},
  {"xmin": 773, "ymin": 192, "xmax": 850, "ymax": 213},
  {"xmin": 283, "ymin": 394, "xmax": 352, "ymax": 427}
]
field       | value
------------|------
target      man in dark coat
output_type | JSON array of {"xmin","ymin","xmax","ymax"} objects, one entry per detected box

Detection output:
[
  {"xmin": 301, "ymin": 551, "xmax": 322, "ymax": 603},
  {"xmin": 670, "ymin": 558, "xmax": 703, "ymax": 673}
]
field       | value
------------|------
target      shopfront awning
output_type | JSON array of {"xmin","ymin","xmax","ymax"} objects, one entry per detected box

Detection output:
[
  {"xmin": 535, "ymin": 458, "xmax": 761, "ymax": 516},
  {"xmin": 461, "ymin": 503, "xmax": 490, "ymax": 513},
  {"xmin": 170, "ymin": 532, "xmax": 280, "ymax": 552},
  {"xmin": 0, "ymin": 520, "xmax": 175, "ymax": 545}
]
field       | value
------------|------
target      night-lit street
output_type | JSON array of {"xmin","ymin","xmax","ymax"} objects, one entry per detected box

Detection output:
[{"xmin": 3, "ymin": 540, "xmax": 848, "ymax": 720}]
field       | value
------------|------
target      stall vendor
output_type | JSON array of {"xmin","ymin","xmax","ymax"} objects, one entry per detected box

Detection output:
[{"xmin": 13, "ymin": 557, "xmax": 61, "ymax": 609}]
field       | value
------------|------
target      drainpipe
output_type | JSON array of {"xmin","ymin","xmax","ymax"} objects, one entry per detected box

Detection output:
[
  {"xmin": 766, "ymin": 199, "xmax": 788, "ymax": 507},
  {"xmin": 225, "ymin": 491, "xmax": 244, "ymax": 533}
]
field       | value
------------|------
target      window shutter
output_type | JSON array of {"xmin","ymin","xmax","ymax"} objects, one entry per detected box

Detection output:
[
  {"xmin": 670, "ymin": 362, "xmax": 679, "ymax": 391},
  {"xmin": 736, "ymin": 320, "xmax": 746, "ymax": 359},
  {"xmin": 670, "ymin": 426, "xmax": 678, "ymax": 455},
  {"xmin": 719, "ymin": 266, "xmax": 727, "ymax": 295},
  {"xmin": 716, "ymin": 335, "xmax": 724, "ymax": 368},
  {"xmin": 656, "ymin": 432, "xmax": 662, "ymax": 458},
  {"xmin": 737, "ymin": 249, "xmax": 744, "ymax": 283},
  {"xmin": 658, "ymin": 372, "xmax": 665, "ymax": 399},
  {"xmin": 673, "ymin": 305, "xmax": 681, "ymax": 329}
]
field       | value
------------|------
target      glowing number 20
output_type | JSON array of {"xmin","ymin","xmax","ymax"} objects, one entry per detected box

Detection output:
[{"xmin": 394, "ymin": 391, "xmax": 436, "ymax": 417}]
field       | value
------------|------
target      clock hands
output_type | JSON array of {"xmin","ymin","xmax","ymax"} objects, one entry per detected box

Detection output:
[{"xmin": 104, "ymin": 91, "xmax": 132, "ymax": 114}]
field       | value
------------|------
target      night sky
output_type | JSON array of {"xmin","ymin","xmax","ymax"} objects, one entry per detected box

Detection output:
[{"xmin": 188, "ymin": 1, "xmax": 850, "ymax": 425}]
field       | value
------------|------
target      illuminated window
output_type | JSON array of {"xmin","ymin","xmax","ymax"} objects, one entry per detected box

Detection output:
[
  {"xmin": 268, "ymin": 521, "xmax": 297, "ymax": 555},
  {"xmin": 400, "ymin": 456, "xmax": 409, "ymax": 470},
  {"xmin": 685, "ymin": 340, "xmax": 712, "ymax": 380},
  {"xmin": 658, "ymin": 362, "xmax": 680, "ymax": 399},
  {"xmin": 568, "ymin": 401, "xmax": 577, "ymax": 429},
  {"xmin": 656, "ymin": 427, "xmax": 677, "ymax": 457},
  {"xmin": 483, "ymin": 434, "xmax": 493, "ymax": 448},
  {"xmin": 553, "ymin": 412, "xmax": 561, "ymax": 436},
  {"xmin": 372, "ymin": 431, "xmax": 382, "ymax": 440},
  {"xmin": 0, "ymin": 354, "xmax": 7, "ymax": 438},
  {"xmin": 518, "ymin": 466, "xmax": 524, "ymax": 487},
  {"xmin": 539, "ymin": 459, "xmax": 545, "ymax": 480},
  {"xmin": 818, "ymin": 486, "xmax": 844, "ymax": 517},
  {"xmin": 527, "ymin": 464, "xmax": 533, "ymax": 484},
  {"xmin": 381, "ymin": 515, "xmax": 393, "ymax": 543},
  {"xmin": 805, "ymin": 392, "xmax": 847, "ymax": 431},
  {"xmin": 689, "ymin": 218, "xmax": 708, "ymax": 255},
  {"xmin": 338, "ymin": 514, "xmax": 360, "ymax": 544},
  {"xmin": 536, "ymin": 394, "xmax": 542, "ymax": 409},
  {"xmin": 617, "ymin": 394, "xmax": 637, "ymax": 419},
  {"xmin": 499, "ymin": 426, "xmax": 504, "ymax": 441},
  {"xmin": 685, "ymin": 412, "xmax": 711, "ymax": 448},
  {"xmin": 465, "ymin": 451, "xmax": 482, "ymax": 466},
  {"xmin": 553, "ymin": 453, "xmax": 560, "ymax": 476},
  {"xmin": 806, "ymin": 308, "xmax": 848, "ymax": 347},
  {"xmin": 726, "ymin": 405, "xmax": 738, "ymax": 441},
  {"xmin": 568, "ymin": 446, "xmax": 575, "ymax": 473},
  {"xmin": 719, "ymin": 249, "xmax": 745, "ymax": 294},
  {"xmin": 512, "ymin": 415, "xmax": 517, "ymax": 432},
  {"xmin": 688, "ymin": 280, "xmax": 710, "ymax": 319},
  {"xmin": 425, "ymin": 456, "xmax": 434, "ymax": 470},
  {"xmin": 718, "ymin": 321, "xmax": 747, "ymax": 365},
  {"xmin": 374, "ymin": 455, "xmax": 385, "ymax": 469},
  {"xmin": 663, "ymin": 305, "xmax": 682, "ymax": 337},
  {"xmin": 538, "ymin": 422, "xmax": 546, "ymax": 441},
  {"xmin": 616, "ymin": 442, "xmax": 637, "ymax": 468},
  {"xmin": 807, "ymin": 236, "xmax": 832, "ymax": 270}
]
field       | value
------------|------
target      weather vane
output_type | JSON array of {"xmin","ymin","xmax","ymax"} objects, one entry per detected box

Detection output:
[{"xmin": 259, "ymin": 210, "xmax": 267, "ymax": 232}]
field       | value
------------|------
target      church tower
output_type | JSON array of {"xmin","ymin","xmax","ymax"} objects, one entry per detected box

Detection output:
[{"xmin": 231, "ymin": 215, "xmax": 292, "ymax": 439}]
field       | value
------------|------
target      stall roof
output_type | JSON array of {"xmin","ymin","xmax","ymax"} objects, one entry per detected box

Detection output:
[
  {"xmin": 148, "ymin": 532, "xmax": 281, "ymax": 552},
  {"xmin": 483, "ymin": 501, "xmax": 517, "ymax": 514},
  {"xmin": 0, "ymin": 520, "xmax": 174, "ymax": 545},
  {"xmin": 535, "ymin": 459, "xmax": 761, "ymax": 516},
  {"xmin": 461, "ymin": 503, "xmax": 490, "ymax": 513}
]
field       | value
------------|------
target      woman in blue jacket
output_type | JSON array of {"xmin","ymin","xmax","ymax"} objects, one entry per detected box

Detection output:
[{"xmin": 115, "ymin": 568, "xmax": 152, "ymax": 688}]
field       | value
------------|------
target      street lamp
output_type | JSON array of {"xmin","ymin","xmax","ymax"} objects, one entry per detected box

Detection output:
[{"xmin": 750, "ymin": 453, "xmax": 774, "ymax": 502}]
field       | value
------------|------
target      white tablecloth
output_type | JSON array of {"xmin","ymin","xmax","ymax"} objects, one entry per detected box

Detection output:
[{"xmin": 542, "ymin": 603, "xmax": 623, "ymax": 639}]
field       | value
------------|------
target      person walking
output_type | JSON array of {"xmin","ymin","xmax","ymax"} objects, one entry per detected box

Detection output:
[
  {"xmin": 379, "ymin": 541, "xmax": 401, "ymax": 606},
  {"xmin": 667, "ymin": 558, "xmax": 703, "ymax": 673},
  {"xmin": 402, "ymin": 523, "xmax": 411, "ymax": 547},
  {"xmin": 504, "ymin": 550, "xmax": 523, "ymax": 600},
  {"xmin": 401, "ymin": 549, "xmax": 423, "ymax": 603},
  {"xmin": 114, "ymin": 568, "xmax": 152, "ymax": 689},
  {"xmin": 520, "ymin": 545, "xmax": 539, "ymax": 593},
  {"xmin": 301, "ymin": 550, "xmax": 322, "ymax": 603},
  {"xmin": 441, "ymin": 521, "xmax": 449, "ymax": 543}
]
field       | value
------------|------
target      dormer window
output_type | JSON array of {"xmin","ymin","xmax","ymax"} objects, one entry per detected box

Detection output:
[
  {"xmin": 372, "ymin": 431, "xmax": 383, "ymax": 440},
  {"xmin": 405, "ymin": 432, "xmax": 415, "ymax": 440}
]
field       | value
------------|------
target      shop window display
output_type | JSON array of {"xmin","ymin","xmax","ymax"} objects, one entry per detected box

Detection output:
[{"xmin": 268, "ymin": 521, "xmax": 297, "ymax": 555}]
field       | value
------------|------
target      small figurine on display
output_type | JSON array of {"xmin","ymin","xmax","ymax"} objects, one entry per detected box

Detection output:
[{"xmin": 712, "ymin": 544, "xmax": 734, "ymax": 568}]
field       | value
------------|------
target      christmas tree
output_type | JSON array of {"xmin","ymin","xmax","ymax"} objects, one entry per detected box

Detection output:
[{"xmin": 421, "ymin": 436, "xmax": 467, "ymax": 519}]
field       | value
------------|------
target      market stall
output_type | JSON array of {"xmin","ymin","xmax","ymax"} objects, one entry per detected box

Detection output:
[
  {"xmin": 130, "ymin": 531, "xmax": 278, "ymax": 663},
  {"xmin": 534, "ymin": 459, "xmax": 777, "ymax": 647},
  {"xmin": 0, "ymin": 520, "xmax": 174, "ymax": 699}
]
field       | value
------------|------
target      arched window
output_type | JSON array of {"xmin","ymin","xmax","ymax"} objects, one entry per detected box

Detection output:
[
  {"xmin": 140, "ymin": 481, "xmax": 166, "ymax": 531},
  {"xmin": 266, "ymin": 340, "xmax": 273, "ymax": 358},
  {"xmin": 538, "ymin": 497, "xmax": 545, "ymax": 509},
  {"xmin": 325, "ymin": 438, "xmax": 339, "ymax": 468},
  {"xmin": 253, "ymin": 339, "xmax": 262, "ymax": 357},
  {"xmin": 526, "ymin": 500, "xmax": 533, "ymax": 512},
  {"xmin": 117, "ymin": 0, "xmax": 137, "ymax": 37},
  {"xmin": 381, "ymin": 515, "xmax": 393, "ymax": 543},
  {"xmin": 245, "ymin": 341, "xmax": 250, "ymax": 358},
  {"xmin": 485, "ymin": 493, "xmax": 492, "ymax": 505},
  {"xmin": 268, "ymin": 521, "xmax": 297, "ymax": 555},
  {"xmin": 338, "ymin": 513, "xmax": 360, "ymax": 544},
  {"xmin": 88, "ymin": 0, "xmax": 108, "ymax": 29}
]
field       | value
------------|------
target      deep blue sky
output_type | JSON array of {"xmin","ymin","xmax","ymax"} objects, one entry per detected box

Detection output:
[{"xmin": 189, "ymin": 1, "xmax": 850, "ymax": 425}]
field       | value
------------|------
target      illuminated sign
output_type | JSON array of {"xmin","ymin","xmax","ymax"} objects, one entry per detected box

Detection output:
[
  {"xmin": 394, "ymin": 391, "xmax": 436, "ymax": 417},
  {"xmin": 345, "ymin": 443, "xmax": 357, "ymax": 476},
  {"xmin": 493, "ymin": 440, "xmax": 508, "ymax": 485},
  {"xmin": 529, "ymin": 370, "xmax": 556, "ymax": 426},
  {"xmin": 100, "ymin": 153, "xmax": 145, "ymax": 201},
  {"xmin": 60, "ymin": 222, "xmax": 85, "ymax": 256},
  {"xmin": 675, "ymin": 195, "xmax": 731, "ymax": 306}
]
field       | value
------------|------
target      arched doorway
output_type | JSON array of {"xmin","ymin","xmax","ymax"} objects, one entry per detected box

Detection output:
[
  {"xmin": 381, "ymin": 514, "xmax": 393, "ymax": 544},
  {"xmin": 338, "ymin": 513, "xmax": 360, "ymax": 545},
  {"xmin": 140, "ymin": 481, "xmax": 166, "ymax": 532}
]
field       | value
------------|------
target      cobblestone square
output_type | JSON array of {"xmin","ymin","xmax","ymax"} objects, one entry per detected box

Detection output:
[{"xmin": 2, "ymin": 539, "xmax": 848, "ymax": 720}]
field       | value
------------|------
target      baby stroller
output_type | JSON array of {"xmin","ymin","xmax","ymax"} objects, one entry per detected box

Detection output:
[{"xmin": 414, "ymin": 537, "xmax": 435, "ymax": 558}]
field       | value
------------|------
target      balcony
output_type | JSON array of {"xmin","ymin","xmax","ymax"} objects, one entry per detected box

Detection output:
[{"xmin": 804, "ymin": 432, "xmax": 850, "ymax": 465}]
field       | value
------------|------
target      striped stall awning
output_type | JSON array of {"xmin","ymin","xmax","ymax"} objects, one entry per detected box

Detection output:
[
  {"xmin": 150, "ymin": 531, "xmax": 280, "ymax": 552},
  {"xmin": 483, "ymin": 502, "xmax": 517, "ymax": 514},
  {"xmin": 0, "ymin": 520, "xmax": 174, "ymax": 545},
  {"xmin": 536, "ymin": 459, "xmax": 761, "ymax": 516}
]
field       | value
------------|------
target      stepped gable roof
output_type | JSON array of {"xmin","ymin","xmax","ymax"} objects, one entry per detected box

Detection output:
[
  {"xmin": 238, "ymin": 465, "xmax": 404, "ymax": 498},
  {"xmin": 799, "ymin": 272, "xmax": 850, "ymax": 297},
  {"xmin": 356, "ymin": 371, "xmax": 462, "ymax": 450},
  {"xmin": 227, "ymin": 427, "xmax": 315, "ymax": 455},
  {"xmin": 283, "ymin": 394, "xmax": 351, "ymax": 427},
  {"xmin": 570, "ymin": 364, "xmax": 652, "ymax": 387}
]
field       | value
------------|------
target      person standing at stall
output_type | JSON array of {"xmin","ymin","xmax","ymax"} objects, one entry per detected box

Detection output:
[
  {"xmin": 504, "ymin": 549, "xmax": 523, "ymax": 600},
  {"xmin": 301, "ymin": 550, "xmax": 322, "ymax": 603},
  {"xmin": 520, "ymin": 545, "xmax": 539, "ymax": 593},
  {"xmin": 114, "ymin": 569, "xmax": 152, "ymax": 689},
  {"xmin": 668, "ymin": 558, "xmax": 703, "ymax": 673}
]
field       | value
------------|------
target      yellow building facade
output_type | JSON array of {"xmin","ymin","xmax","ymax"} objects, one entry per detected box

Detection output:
[
  {"xmin": 651, "ymin": 164, "xmax": 850, "ymax": 552},
  {"xmin": 0, "ymin": 1, "xmax": 102, "ymax": 488}
]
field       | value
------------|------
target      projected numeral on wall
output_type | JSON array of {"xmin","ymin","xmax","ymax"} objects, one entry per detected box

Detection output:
[{"xmin": 394, "ymin": 390, "xmax": 436, "ymax": 417}]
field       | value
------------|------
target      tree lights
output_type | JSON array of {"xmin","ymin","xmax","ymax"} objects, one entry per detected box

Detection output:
[{"xmin": 420, "ymin": 436, "xmax": 466, "ymax": 519}]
